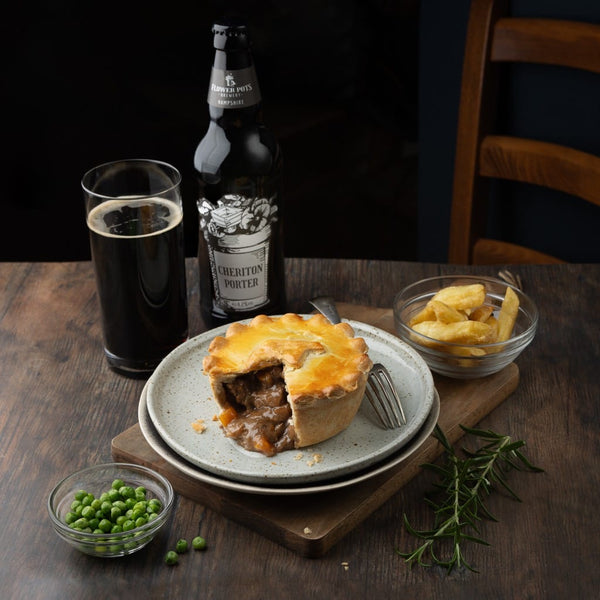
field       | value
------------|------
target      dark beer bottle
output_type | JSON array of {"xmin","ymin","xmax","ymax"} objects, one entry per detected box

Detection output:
[{"xmin": 195, "ymin": 18, "xmax": 285, "ymax": 328}]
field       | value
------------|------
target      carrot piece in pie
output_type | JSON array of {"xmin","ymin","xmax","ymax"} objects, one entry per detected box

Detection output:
[
  {"xmin": 254, "ymin": 435, "xmax": 274, "ymax": 455},
  {"xmin": 218, "ymin": 407, "xmax": 237, "ymax": 427}
]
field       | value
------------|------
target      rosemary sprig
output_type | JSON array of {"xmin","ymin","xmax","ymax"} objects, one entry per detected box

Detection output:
[{"xmin": 397, "ymin": 424, "xmax": 543, "ymax": 573}]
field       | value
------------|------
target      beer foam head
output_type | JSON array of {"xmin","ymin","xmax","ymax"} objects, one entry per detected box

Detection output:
[{"xmin": 87, "ymin": 197, "xmax": 182, "ymax": 238}]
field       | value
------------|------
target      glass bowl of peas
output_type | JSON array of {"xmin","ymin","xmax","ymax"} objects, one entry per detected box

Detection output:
[{"xmin": 48, "ymin": 462, "xmax": 174, "ymax": 558}]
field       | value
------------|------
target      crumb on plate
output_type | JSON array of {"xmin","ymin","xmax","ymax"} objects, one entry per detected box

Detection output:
[
  {"xmin": 307, "ymin": 453, "xmax": 323, "ymax": 467},
  {"xmin": 191, "ymin": 419, "xmax": 207, "ymax": 433}
]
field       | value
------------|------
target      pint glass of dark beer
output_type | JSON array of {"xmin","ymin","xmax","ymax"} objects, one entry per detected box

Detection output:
[{"xmin": 82, "ymin": 159, "xmax": 188, "ymax": 376}]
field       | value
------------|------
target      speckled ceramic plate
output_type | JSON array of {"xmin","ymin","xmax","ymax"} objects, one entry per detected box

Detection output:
[
  {"xmin": 138, "ymin": 383, "xmax": 440, "ymax": 495},
  {"xmin": 146, "ymin": 318, "xmax": 435, "ymax": 485}
]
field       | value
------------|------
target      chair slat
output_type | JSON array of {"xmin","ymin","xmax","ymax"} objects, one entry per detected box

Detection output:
[
  {"xmin": 480, "ymin": 136, "xmax": 600, "ymax": 206},
  {"xmin": 492, "ymin": 18, "xmax": 600, "ymax": 74},
  {"xmin": 473, "ymin": 238, "xmax": 567, "ymax": 265}
]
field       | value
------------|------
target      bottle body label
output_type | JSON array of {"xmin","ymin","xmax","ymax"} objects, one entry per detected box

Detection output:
[
  {"xmin": 207, "ymin": 67, "xmax": 261, "ymax": 108},
  {"xmin": 198, "ymin": 194, "xmax": 277, "ymax": 311}
]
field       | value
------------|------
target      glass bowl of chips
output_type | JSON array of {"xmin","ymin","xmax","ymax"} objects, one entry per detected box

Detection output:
[{"xmin": 393, "ymin": 275, "xmax": 538, "ymax": 379}]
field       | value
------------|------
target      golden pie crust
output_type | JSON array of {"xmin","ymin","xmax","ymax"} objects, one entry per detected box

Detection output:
[{"xmin": 203, "ymin": 313, "xmax": 373, "ymax": 452}]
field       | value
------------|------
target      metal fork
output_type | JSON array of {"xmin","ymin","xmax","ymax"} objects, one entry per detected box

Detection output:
[
  {"xmin": 309, "ymin": 296, "xmax": 406, "ymax": 429},
  {"xmin": 498, "ymin": 269, "xmax": 524, "ymax": 291}
]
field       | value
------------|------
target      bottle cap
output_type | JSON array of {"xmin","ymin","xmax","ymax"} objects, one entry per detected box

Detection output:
[{"xmin": 212, "ymin": 18, "xmax": 251, "ymax": 50}]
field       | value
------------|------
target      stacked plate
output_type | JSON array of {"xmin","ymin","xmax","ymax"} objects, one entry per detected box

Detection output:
[{"xmin": 139, "ymin": 319, "xmax": 440, "ymax": 496}]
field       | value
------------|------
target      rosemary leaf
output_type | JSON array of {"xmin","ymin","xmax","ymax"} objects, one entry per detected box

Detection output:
[{"xmin": 398, "ymin": 424, "xmax": 543, "ymax": 573}]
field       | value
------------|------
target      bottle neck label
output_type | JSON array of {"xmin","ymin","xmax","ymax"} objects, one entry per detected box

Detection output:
[
  {"xmin": 207, "ymin": 66, "xmax": 261, "ymax": 108},
  {"xmin": 198, "ymin": 194, "xmax": 278, "ymax": 311}
]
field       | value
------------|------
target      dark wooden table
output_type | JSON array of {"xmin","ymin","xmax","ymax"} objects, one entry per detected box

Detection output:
[{"xmin": 1, "ymin": 259, "xmax": 598, "ymax": 599}]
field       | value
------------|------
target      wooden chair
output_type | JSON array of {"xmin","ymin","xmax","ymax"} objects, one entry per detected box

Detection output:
[{"xmin": 448, "ymin": 0, "xmax": 600, "ymax": 264}]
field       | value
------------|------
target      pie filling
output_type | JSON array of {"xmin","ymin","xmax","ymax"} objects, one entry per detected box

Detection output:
[{"xmin": 220, "ymin": 365, "xmax": 296, "ymax": 457}]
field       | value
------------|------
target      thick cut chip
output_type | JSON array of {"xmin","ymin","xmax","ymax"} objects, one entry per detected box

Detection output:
[
  {"xmin": 431, "ymin": 284, "xmax": 486, "ymax": 311},
  {"xmin": 470, "ymin": 305, "xmax": 494, "ymax": 322},
  {"xmin": 429, "ymin": 300, "xmax": 468, "ymax": 324},
  {"xmin": 412, "ymin": 320, "xmax": 496, "ymax": 345},
  {"xmin": 496, "ymin": 287, "xmax": 520, "ymax": 342},
  {"xmin": 486, "ymin": 315, "xmax": 498, "ymax": 336},
  {"xmin": 409, "ymin": 303, "xmax": 436, "ymax": 327}
]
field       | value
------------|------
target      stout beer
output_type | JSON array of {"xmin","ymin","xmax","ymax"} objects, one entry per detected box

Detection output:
[{"xmin": 83, "ymin": 160, "xmax": 188, "ymax": 376}]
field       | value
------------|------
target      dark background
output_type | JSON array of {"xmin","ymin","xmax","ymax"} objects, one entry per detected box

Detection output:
[
  {"xmin": 1, "ymin": 0, "xmax": 598, "ymax": 263},
  {"xmin": 1, "ymin": 0, "xmax": 419, "ymax": 261}
]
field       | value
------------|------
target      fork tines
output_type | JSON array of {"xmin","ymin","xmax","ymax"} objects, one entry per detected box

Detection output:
[{"xmin": 365, "ymin": 363, "xmax": 407, "ymax": 429}]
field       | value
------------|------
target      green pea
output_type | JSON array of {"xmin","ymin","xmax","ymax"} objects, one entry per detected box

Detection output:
[
  {"xmin": 107, "ymin": 489, "xmax": 120, "ymax": 502},
  {"xmin": 175, "ymin": 539, "xmax": 188, "ymax": 554},
  {"xmin": 81, "ymin": 505, "xmax": 95, "ymax": 519},
  {"xmin": 124, "ymin": 540, "xmax": 139, "ymax": 551},
  {"xmin": 192, "ymin": 536, "xmax": 207, "ymax": 551},
  {"xmin": 65, "ymin": 512, "xmax": 78, "ymax": 525},
  {"xmin": 73, "ymin": 518, "xmax": 89, "ymax": 529},
  {"xmin": 98, "ymin": 519, "xmax": 112, "ymax": 533},
  {"xmin": 165, "ymin": 550, "xmax": 179, "ymax": 565},
  {"xmin": 132, "ymin": 508, "xmax": 145, "ymax": 521},
  {"xmin": 134, "ymin": 516, "xmax": 147, "ymax": 528},
  {"xmin": 122, "ymin": 519, "xmax": 135, "ymax": 532},
  {"xmin": 119, "ymin": 486, "xmax": 135, "ymax": 499},
  {"xmin": 81, "ymin": 494, "xmax": 94, "ymax": 507},
  {"xmin": 148, "ymin": 498, "xmax": 162, "ymax": 510}
]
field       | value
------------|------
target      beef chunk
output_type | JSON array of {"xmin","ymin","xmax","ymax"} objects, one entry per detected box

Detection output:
[{"xmin": 221, "ymin": 365, "xmax": 296, "ymax": 455}]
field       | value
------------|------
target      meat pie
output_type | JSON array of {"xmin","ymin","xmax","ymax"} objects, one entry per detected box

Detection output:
[{"xmin": 203, "ymin": 313, "xmax": 372, "ymax": 456}]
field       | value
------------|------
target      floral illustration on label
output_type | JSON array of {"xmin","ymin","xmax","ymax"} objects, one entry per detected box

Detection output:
[{"xmin": 198, "ymin": 194, "xmax": 278, "ymax": 311}]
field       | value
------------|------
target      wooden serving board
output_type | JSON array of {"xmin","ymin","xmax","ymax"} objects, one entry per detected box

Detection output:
[{"xmin": 111, "ymin": 305, "xmax": 520, "ymax": 557}]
